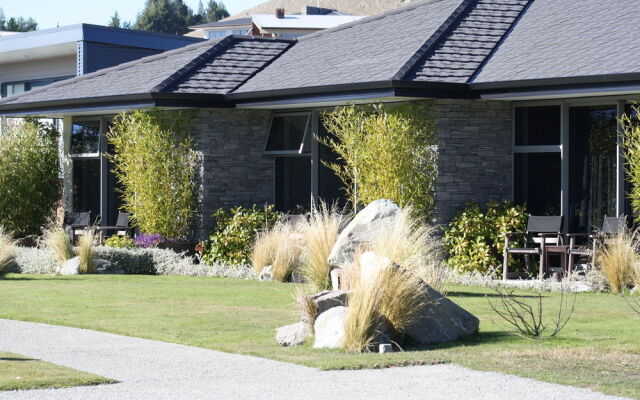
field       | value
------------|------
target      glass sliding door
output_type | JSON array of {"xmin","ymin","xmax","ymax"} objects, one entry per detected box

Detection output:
[
  {"xmin": 513, "ymin": 105, "xmax": 562, "ymax": 216},
  {"xmin": 70, "ymin": 120, "xmax": 102, "ymax": 224},
  {"xmin": 569, "ymin": 105, "xmax": 617, "ymax": 232}
]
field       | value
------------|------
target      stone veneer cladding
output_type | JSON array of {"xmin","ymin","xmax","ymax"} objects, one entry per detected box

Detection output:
[
  {"xmin": 434, "ymin": 99, "xmax": 513, "ymax": 224},
  {"xmin": 190, "ymin": 108, "xmax": 274, "ymax": 239}
]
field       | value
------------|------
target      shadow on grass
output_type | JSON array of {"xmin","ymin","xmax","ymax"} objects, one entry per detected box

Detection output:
[
  {"xmin": 0, "ymin": 357, "xmax": 36, "ymax": 362},
  {"xmin": 447, "ymin": 291, "xmax": 540, "ymax": 299},
  {"xmin": 402, "ymin": 330, "xmax": 516, "ymax": 353}
]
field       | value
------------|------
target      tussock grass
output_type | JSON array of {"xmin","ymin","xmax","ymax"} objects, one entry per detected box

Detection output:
[
  {"xmin": 344, "ymin": 263, "xmax": 425, "ymax": 353},
  {"xmin": 301, "ymin": 202, "xmax": 346, "ymax": 291},
  {"xmin": 369, "ymin": 207, "xmax": 447, "ymax": 293},
  {"xmin": 252, "ymin": 223, "xmax": 303, "ymax": 282},
  {"xmin": 77, "ymin": 229, "xmax": 96, "ymax": 274},
  {"xmin": 597, "ymin": 227, "xmax": 640, "ymax": 293},
  {"xmin": 0, "ymin": 226, "xmax": 17, "ymax": 274},
  {"xmin": 295, "ymin": 287, "xmax": 318, "ymax": 328},
  {"xmin": 43, "ymin": 226, "xmax": 74, "ymax": 264}
]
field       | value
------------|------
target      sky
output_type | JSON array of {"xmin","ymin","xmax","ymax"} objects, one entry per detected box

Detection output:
[{"xmin": 0, "ymin": 0, "xmax": 265, "ymax": 30}]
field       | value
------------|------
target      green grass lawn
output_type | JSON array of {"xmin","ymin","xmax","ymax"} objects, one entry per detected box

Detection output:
[
  {"xmin": 0, "ymin": 351, "xmax": 114, "ymax": 391},
  {"xmin": 0, "ymin": 274, "xmax": 638, "ymax": 398}
]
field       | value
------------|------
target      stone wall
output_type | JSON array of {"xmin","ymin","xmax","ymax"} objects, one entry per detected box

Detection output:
[
  {"xmin": 190, "ymin": 108, "xmax": 274, "ymax": 239},
  {"xmin": 434, "ymin": 99, "xmax": 513, "ymax": 224}
]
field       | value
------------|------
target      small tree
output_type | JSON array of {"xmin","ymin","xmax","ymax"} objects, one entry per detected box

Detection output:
[
  {"xmin": 0, "ymin": 120, "xmax": 60, "ymax": 237},
  {"xmin": 621, "ymin": 104, "xmax": 640, "ymax": 223},
  {"xmin": 322, "ymin": 102, "xmax": 438, "ymax": 219},
  {"xmin": 107, "ymin": 109, "xmax": 197, "ymax": 239}
]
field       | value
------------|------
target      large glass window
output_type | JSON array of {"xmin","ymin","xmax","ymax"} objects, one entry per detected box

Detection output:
[
  {"xmin": 275, "ymin": 157, "xmax": 311, "ymax": 211},
  {"xmin": 72, "ymin": 158, "xmax": 101, "ymax": 223},
  {"xmin": 514, "ymin": 105, "xmax": 561, "ymax": 146},
  {"xmin": 71, "ymin": 120, "xmax": 101, "ymax": 154},
  {"xmin": 514, "ymin": 153, "xmax": 562, "ymax": 215},
  {"xmin": 569, "ymin": 106, "xmax": 617, "ymax": 232}
]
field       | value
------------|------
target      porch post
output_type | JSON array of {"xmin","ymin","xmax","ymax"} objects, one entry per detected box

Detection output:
[
  {"xmin": 616, "ymin": 100, "xmax": 625, "ymax": 217},
  {"xmin": 560, "ymin": 102, "xmax": 570, "ymax": 232},
  {"xmin": 310, "ymin": 110, "xmax": 319, "ymax": 205},
  {"xmin": 61, "ymin": 116, "xmax": 73, "ymax": 214}
]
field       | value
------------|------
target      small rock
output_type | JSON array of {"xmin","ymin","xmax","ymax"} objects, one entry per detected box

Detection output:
[
  {"xmin": 259, "ymin": 265, "xmax": 273, "ymax": 281},
  {"xmin": 328, "ymin": 199, "xmax": 400, "ymax": 268},
  {"xmin": 276, "ymin": 322, "xmax": 310, "ymax": 347},
  {"xmin": 379, "ymin": 344, "xmax": 393, "ymax": 353},
  {"xmin": 311, "ymin": 290, "xmax": 350, "ymax": 314},
  {"xmin": 59, "ymin": 257, "xmax": 80, "ymax": 275},
  {"xmin": 313, "ymin": 306, "xmax": 349, "ymax": 349},
  {"xmin": 95, "ymin": 259, "xmax": 125, "ymax": 274},
  {"xmin": 330, "ymin": 268, "xmax": 341, "ymax": 290}
]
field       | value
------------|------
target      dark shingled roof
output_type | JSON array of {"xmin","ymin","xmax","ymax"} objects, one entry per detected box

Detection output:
[
  {"xmin": 0, "ymin": 36, "xmax": 292, "ymax": 106},
  {"xmin": 472, "ymin": 0, "xmax": 640, "ymax": 83}
]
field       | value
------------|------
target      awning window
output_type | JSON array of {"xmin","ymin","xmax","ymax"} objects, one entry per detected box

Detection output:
[{"xmin": 264, "ymin": 113, "xmax": 311, "ymax": 155}]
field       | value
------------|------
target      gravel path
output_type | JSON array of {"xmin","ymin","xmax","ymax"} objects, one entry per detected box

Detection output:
[{"xmin": 0, "ymin": 319, "xmax": 627, "ymax": 400}]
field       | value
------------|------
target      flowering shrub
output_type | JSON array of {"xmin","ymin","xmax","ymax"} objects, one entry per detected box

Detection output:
[
  {"xmin": 134, "ymin": 233, "xmax": 165, "ymax": 248},
  {"xmin": 104, "ymin": 236, "xmax": 137, "ymax": 249},
  {"xmin": 443, "ymin": 201, "xmax": 528, "ymax": 275},
  {"xmin": 201, "ymin": 205, "xmax": 281, "ymax": 265}
]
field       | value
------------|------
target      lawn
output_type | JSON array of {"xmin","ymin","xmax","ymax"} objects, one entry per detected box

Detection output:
[
  {"xmin": 0, "ymin": 274, "xmax": 638, "ymax": 398},
  {"xmin": 0, "ymin": 351, "xmax": 114, "ymax": 391}
]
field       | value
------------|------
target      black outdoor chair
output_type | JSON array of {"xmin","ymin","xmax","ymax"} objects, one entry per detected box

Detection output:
[
  {"xmin": 503, "ymin": 216, "xmax": 564, "ymax": 280},
  {"xmin": 567, "ymin": 216, "xmax": 626, "ymax": 273},
  {"xmin": 96, "ymin": 212, "xmax": 132, "ymax": 238},
  {"xmin": 64, "ymin": 211, "xmax": 91, "ymax": 239}
]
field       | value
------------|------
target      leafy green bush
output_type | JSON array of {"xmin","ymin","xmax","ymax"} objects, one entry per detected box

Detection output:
[
  {"xmin": 443, "ymin": 201, "xmax": 528, "ymax": 274},
  {"xmin": 621, "ymin": 104, "xmax": 640, "ymax": 223},
  {"xmin": 201, "ymin": 205, "xmax": 281, "ymax": 265},
  {"xmin": 322, "ymin": 101, "xmax": 437, "ymax": 219},
  {"xmin": 0, "ymin": 120, "xmax": 60, "ymax": 237},
  {"xmin": 104, "ymin": 235, "xmax": 136, "ymax": 249},
  {"xmin": 107, "ymin": 109, "xmax": 197, "ymax": 239}
]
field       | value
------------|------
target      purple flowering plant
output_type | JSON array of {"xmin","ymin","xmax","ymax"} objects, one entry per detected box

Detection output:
[{"xmin": 133, "ymin": 233, "xmax": 166, "ymax": 248}]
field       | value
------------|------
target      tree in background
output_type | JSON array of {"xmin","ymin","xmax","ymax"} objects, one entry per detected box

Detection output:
[
  {"xmin": 322, "ymin": 102, "xmax": 438, "ymax": 220},
  {"xmin": 205, "ymin": 1, "xmax": 229, "ymax": 23},
  {"xmin": 133, "ymin": 0, "xmax": 228, "ymax": 35},
  {"xmin": 0, "ymin": 8, "xmax": 38, "ymax": 32},
  {"xmin": 107, "ymin": 11, "xmax": 132, "ymax": 29}
]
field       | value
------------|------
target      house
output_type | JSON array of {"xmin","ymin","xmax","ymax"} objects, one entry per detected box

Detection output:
[
  {"xmin": 0, "ymin": 0, "xmax": 635, "ymax": 239},
  {"xmin": 228, "ymin": 0, "xmax": 421, "ymax": 18},
  {"xmin": 186, "ymin": 6, "xmax": 364, "ymax": 39}
]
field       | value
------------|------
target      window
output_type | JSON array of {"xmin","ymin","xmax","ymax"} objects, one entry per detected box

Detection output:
[
  {"xmin": 207, "ymin": 29, "xmax": 248, "ymax": 39},
  {"xmin": 264, "ymin": 114, "xmax": 311, "ymax": 155},
  {"xmin": 513, "ymin": 105, "xmax": 562, "ymax": 216},
  {"xmin": 0, "ymin": 76, "xmax": 72, "ymax": 98},
  {"xmin": 275, "ymin": 157, "xmax": 311, "ymax": 211},
  {"xmin": 72, "ymin": 158, "xmax": 101, "ymax": 223},
  {"xmin": 71, "ymin": 120, "xmax": 101, "ymax": 155}
]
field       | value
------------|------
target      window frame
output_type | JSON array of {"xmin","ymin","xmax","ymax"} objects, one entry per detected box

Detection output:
[
  {"xmin": 263, "ymin": 112, "xmax": 312, "ymax": 156},
  {"xmin": 0, "ymin": 76, "xmax": 73, "ymax": 98}
]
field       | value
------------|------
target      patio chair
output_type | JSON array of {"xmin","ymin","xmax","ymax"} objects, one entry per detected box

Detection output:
[
  {"xmin": 567, "ymin": 216, "xmax": 626, "ymax": 274},
  {"xmin": 96, "ymin": 212, "xmax": 132, "ymax": 239},
  {"xmin": 503, "ymin": 216, "xmax": 564, "ymax": 280},
  {"xmin": 64, "ymin": 211, "xmax": 91, "ymax": 239}
]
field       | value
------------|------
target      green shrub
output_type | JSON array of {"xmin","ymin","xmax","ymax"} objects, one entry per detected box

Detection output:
[
  {"xmin": 322, "ymin": 101, "xmax": 437, "ymax": 219},
  {"xmin": 0, "ymin": 120, "xmax": 60, "ymax": 237},
  {"xmin": 104, "ymin": 236, "xmax": 136, "ymax": 249},
  {"xmin": 621, "ymin": 104, "xmax": 640, "ymax": 223},
  {"xmin": 107, "ymin": 109, "xmax": 197, "ymax": 239},
  {"xmin": 202, "ymin": 205, "xmax": 281, "ymax": 265},
  {"xmin": 443, "ymin": 201, "xmax": 528, "ymax": 275}
]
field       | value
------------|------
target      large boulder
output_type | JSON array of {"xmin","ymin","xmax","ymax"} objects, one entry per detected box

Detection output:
[
  {"xmin": 405, "ymin": 285, "xmax": 479, "ymax": 345},
  {"xmin": 59, "ymin": 257, "xmax": 80, "ymax": 275},
  {"xmin": 276, "ymin": 322, "xmax": 310, "ymax": 347},
  {"xmin": 359, "ymin": 251, "xmax": 393, "ymax": 286},
  {"xmin": 313, "ymin": 306, "xmax": 349, "ymax": 349},
  {"xmin": 310, "ymin": 290, "xmax": 349, "ymax": 314},
  {"xmin": 328, "ymin": 199, "xmax": 400, "ymax": 269}
]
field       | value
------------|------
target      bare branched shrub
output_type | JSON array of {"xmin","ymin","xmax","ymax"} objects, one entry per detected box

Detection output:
[
  {"xmin": 596, "ymin": 226, "xmax": 640, "ymax": 293},
  {"xmin": 43, "ymin": 225, "xmax": 74, "ymax": 264},
  {"xmin": 301, "ymin": 202, "xmax": 346, "ymax": 291},
  {"xmin": 368, "ymin": 207, "xmax": 447, "ymax": 293},
  {"xmin": 295, "ymin": 287, "xmax": 319, "ymax": 328},
  {"xmin": 626, "ymin": 294, "xmax": 640, "ymax": 316},
  {"xmin": 77, "ymin": 229, "xmax": 96, "ymax": 274},
  {"xmin": 488, "ymin": 286, "xmax": 576, "ymax": 338},
  {"xmin": 0, "ymin": 226, "xmax": 17, "ymax": 275}
]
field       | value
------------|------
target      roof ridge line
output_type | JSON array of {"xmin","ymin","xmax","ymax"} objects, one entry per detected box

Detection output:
[
  {"xmin": 393, "ymin": 0, "xmax": 476, "ymax": 81},
  {"xmin": 467, "ymin": 0, "xmax": 534, "ymax": 83},
  {"xmin": 297, "ymin": 0, "xmax": 453, "ymax": 43},
  {"xmin": 151, "ymin": 36, "xmax": 236, "ymax": 93}
]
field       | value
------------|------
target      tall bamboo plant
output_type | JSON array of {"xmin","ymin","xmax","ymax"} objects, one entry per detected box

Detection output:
[
  {"xmin": 621, "ymin": 104, "xmax": 640, "ymax": 223},
  {"xmin": 107, "ymin": 109, "xmax": 198, "ymax": 239},
  {"xmin": 321, "ymin": 101, "xmax": 438, "ymax": 219}
]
